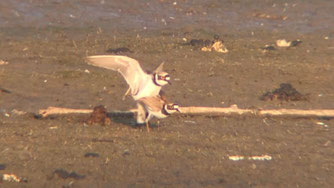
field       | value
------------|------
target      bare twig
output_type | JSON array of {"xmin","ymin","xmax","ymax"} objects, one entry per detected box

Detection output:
[
  {"xmin": 258, "ymin": 109, "xmax": 334, "ymax": 117},
  {"xmin": 180, "ymin": 105, "xmax": 334, "ymax": 118},
  {"xmin": 39, "ymin": 106, "xmax": 93, "ymax": 117},
  {"xmin": 179, "ymin": 105, "xmax": 253, "ymax": 115},
  {"xmin": 38, "ymin": 105, "xmax": 334, "ymax": 118},
  {"xmin": 39, "ymin": 106, "xmax": 137, "ymax": 117}
]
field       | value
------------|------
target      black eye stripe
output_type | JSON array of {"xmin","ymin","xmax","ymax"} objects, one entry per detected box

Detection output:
[
  {"xmin": 158, "ymin": 75, "xmax": 169, "ymax": 79},
  {"xmin": 166, "ymin": 104, "xmax": 178, "ymax": 110}
]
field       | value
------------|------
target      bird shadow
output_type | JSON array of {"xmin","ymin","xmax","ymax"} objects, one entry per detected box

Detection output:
[
  {"xmin": 107, "ymin": 112, "xmax": 160, "ymax": 130},
  {"xmin": 107, "ymin": 112, "xmax": 136, "ymax": 127}
]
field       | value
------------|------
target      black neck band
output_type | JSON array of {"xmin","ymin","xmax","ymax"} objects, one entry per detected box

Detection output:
[
  {"xmin": 161, "ymin": 105, "xmax": 170, "ymax": 116},
  {"xmin": 153, "ymin": 73, "xmax": 162, "ymax": 86}
]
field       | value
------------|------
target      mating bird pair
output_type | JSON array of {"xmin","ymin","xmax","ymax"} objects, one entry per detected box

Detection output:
[{"xmin": 86, "ymin": 55, "xmax": 180, "ymax": 132}]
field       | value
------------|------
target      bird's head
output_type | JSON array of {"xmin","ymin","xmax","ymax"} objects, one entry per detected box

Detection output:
[
  {"xmin": 163, "ymin": 103, "xmax": 180, "ymax": 115},
  {"xmin": 154, "ymin": 72, "xmax": 171, "ymax": 86}
]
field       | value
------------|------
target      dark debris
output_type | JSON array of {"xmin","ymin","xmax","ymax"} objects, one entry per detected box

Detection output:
[
  {"xmin": 86, "ymin": 105, "xmax": 111, "ymax": 126},
  {"xmin": 261, "ymin": 83, "xmax": 309, "ymax": 101},
  {"xmin": 0, "ymin": 164, "xmax": 6, "ymax": 170},
  {"xmin": 91, "ymin": 138, "xmax": 114, "ymax": 143},
  {"xmin": 106, "ymin": 47, "xmax": 133, "ymax": 54},
  {"xmin": 84, "ymin": 152, "xmax": 100, "ymax": 158},
  {"xmin": 290, "ymin": 40, "xmax": 302, "ymax": 47},
  {"xmin": 188, "ymin": 39, "xmax": 213, "ymax": 47},
  {"xmin": 261, "ymin": 45, "xmax": 276, "ymax": 51},
  {"xmin": 0, "ymin": 87, "xmax": 11, "ymax": 93},
  {"xmin": 184, "ymin": 35, "xmax": 223, "ymax": 49},
  {"xmin": 53, "ymin": 169, "xmax": 85, "ymax": 180},
  {"xmin": 122, "ymin": 149, "xmax": 130, "ymax": 156}
]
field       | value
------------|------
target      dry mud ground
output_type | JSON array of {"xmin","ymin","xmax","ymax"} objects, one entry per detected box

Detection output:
[{"xmin": 0, "ymin": 0, "xmax": 334, "ymax": 187}]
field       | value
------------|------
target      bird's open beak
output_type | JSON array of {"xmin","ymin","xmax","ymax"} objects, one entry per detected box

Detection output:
[{"xmin": 167, "ymin": 80, "xmax": 172, "ymax": 85}]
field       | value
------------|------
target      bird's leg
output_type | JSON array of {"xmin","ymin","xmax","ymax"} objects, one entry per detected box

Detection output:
[
  {"xmin": 145, "ymin": 120, "xmax": 151, "ymax": 132},
  {"xmin": 122, "ymin": 88, "xmax": 131, "ymax": 100},
  {"xmin": 136, "ymin": 103, "xmax": 146, "ymax": 124},
  {"xmin": 145, "ymin": 113, "xmax": 153, "ymax": 132}
]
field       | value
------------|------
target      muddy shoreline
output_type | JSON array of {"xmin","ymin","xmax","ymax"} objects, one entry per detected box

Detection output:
[{"xmin": 1, "ymin": 0, "xmax": 334, "ymax": 187}]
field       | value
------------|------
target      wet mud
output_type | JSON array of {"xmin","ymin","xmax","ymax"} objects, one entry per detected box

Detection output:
[{"xmin": 0, "ymin": 0, "xmax": 334, "ymax": 187}]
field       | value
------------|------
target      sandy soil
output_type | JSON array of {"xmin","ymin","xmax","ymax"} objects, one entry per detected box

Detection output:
[{"xmin": 0, "ymin": 0, "xmax": 334, "ymax": 187}]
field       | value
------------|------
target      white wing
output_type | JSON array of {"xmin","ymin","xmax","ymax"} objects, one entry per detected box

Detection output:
[
  {"xmin": 86, "ymin": 55, "xmax": 148, "ymax": 95},
  {"xmin": 153, "ymin": 62, "xmax": 164, "ymax": 73}
]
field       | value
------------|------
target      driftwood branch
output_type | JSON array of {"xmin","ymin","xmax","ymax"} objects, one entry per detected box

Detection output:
[
  {"xmin": 180, "ymin": 105, "xmax": 334, "ymax": 117},
  {"xmin": 39, "ymin": 107, "xmax": 93, "ymax": 117},
  {"xmin": 39, "ymin": 105, "xmax": 334, "ymax": 118},
  {"xmin": 39, "ymin": 106, "xmax": 137, "ymax": 117},
  {"xmin": 179, "ymin": 105, "xmax": 253, "ymax": 115}
]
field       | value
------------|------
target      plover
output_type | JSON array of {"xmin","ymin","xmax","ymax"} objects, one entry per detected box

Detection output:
[
  {"xmin": 86, "ymin": 55, "xmax": 171, "ymax": 100},
  {"xmin": 137, "ymin": 95, "xmax": 180, "ymax": 132}
]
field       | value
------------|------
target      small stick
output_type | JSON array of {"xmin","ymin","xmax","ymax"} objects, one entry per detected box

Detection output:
[
  {"xmin": 179, "ymin": 105, "xmax": 253, "ymax": 115},
  {"xmin": 39, "ymin": 106, "xmax": 137, "ymax": 117},
  {"xmin": 38, "ymin": 105, "xmax": 334, "ymax": 118},
  {"xmin": 39, "ymin": 107, "xmax": 93, "ymax": 117},
  {"xmin": 180, "ymin": 106, "xmax": 334, "ymax": 118},
  {"xmin": 258, "ymin": 109, "xmax": 334, "ymax": 117}
]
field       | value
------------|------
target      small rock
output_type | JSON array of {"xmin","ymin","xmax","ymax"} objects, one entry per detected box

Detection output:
[
  {"xmin": 0, "ymin": 60, "xmax": 8, "ymax": 65},
  {"xmin": 201, "ymin": 40, "xmax": 228, "ymax": 53},
  {"xmin": 188, "ymin": 39, "xmax": 212, "ymax": 47},
  {"xmin": 316, "ymin": 122, "xmax": 328, "ymax": 128},
  {"xmin": 84, "ymin": 152, "xmax": 100, "ymax": 158},
  {"xmin": 261, "ymin": 45, "xmax": 276, "ymax": 52},
  {"xmin": 123, "ymin": 149, "xmax": 130, "ymax": 156},
  {"xmin": 11, "ymin": 109, "xmax": 26, "ymax": 116},
  {"xmin": 251, "ymin": 164, "xmax": 257, "ymax": 169},
  {"xmin": 229, "ymin": 155, "xmax": 244, "ymax": 161},
  {"xmin": 53, "ymin": 169, "xmax": 85, "ymax": 180},
  {"xmin": 289, "ymin": 40, "xmax": 302, "ymax": 47},
  {"xmin": 184, "ymin": 120, "xmax": 196, "ymax": 124},
  {"xmin": 0, "ymin": 87, "xmax": 11, "ymax": 93},
  {"xmin": 0, "ymin": 164, "xmax": 6, "ymax": 170},
  {"xmin": 1, "ymin": 173, "xmax": 27, "ymax": 183},
  {"xmin": 276, "ymin": 39, "xmax": 302, "ymax": 47},
  {"xmin": 186, "ymin": 35, "xmax": 228, "ymax": 53},
  {"xmin": 106, "ymin": 47, "xmax": 132, "ymax": 54},
  {"xmin": 276, "ymin": 39, "xmax": 291, "ymax": 47}
]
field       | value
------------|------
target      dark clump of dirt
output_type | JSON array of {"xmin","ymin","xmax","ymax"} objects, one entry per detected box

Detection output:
[
  {"xmin": 261, "ymin": 83, "xmax": 309, "ymax": 101},
  {"xmin": 187, "ymin": 39, "xmax": 213, "ymax": 47},
  {"xmin": 0, "ymin": 164, "xmax": 6, "ymax": 170},
  {"xmin": 86, "ymin": 105, "xmax": 111, "ymax": 126},
  {"xmin": 183, "ymin": 35, "xmax": 228, "ymax": 53},
  {"xmin": 91, "ymin": 138, "xmax": 114, "ymax": 143},
  {"xmin": 106, "ymin": 47, "xmax": 133, "ymax": 54},
  {"xmin": 185, "ymin": 35, "xmax": 220, "ymax": 48},
  {"xmin": 1, "ymin": 0, "xmax": 334, "ymax": 187},
  {"xmin": 261, "ymin": 45, "xmax": 276, "ymax": 52},
  {"xmin": 290, "ymin": 40, "xmax": 303, "ymax": 47},
  {"xmin": 0, "ymin": 87, "xmax": 11, "ymax": 93},
  {"xmin": 184, "ymin": 35, "xmax": 228, "ymax": 53},
  {"xmin": 84, "ymin": 152, "xmax": 100, "ymax": 158},
  {"xmin": 52, "ymin": 169, "xmax": 85, "ymax": 180}
]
